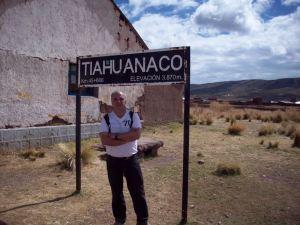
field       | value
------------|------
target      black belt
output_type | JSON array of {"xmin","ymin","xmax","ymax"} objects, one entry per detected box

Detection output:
[{"xmin": 107, "ymin": 154, "xmax": 136, "ymax": 160}]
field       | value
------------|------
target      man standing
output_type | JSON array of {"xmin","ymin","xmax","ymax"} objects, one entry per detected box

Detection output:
[{"xmin": 100, "ymin": 91, "xmax": 149, "ymax": 225}]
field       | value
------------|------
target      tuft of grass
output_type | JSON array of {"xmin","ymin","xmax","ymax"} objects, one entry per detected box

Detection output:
[
  {"xmin": 235, "ymin": 114, "xmax": 242, "ymax": 120},
  {"xmin": 206, "ymin": 116, "xmax": 213, "ymax": 125},
  {"xmin": 199, "ymin": 116, "xmax": 213, "ymax": 125},
  {"xmin": 243, "ymin": 113, "xmax": 250, "ymax": 120},
  {"xmin": 262, "ymin": 116, "xmax": 271, "ymax": 122},
  {"xmin": 286, "ymin": 125, "xmax": 297, "ymax": 138},
  {"xmin": 81, "ymin": 148, "xmax": 94, "ymax": 165},
  {"xmin": 215, "ymin": 163, "xmax": 241, "ymax": 176},
  {"xmin": 189, "ymin": 118, "xmax": 198, "ymax": 125},
  {"xmin": 20, "ymin": 149, "xmax": 45, "ymax": 160},
  {"xmin": 258, "ymin": 125, "xmax": 275, "ymax": 136},
  {"xmin": 293, "ymin": 130, "xmax": 300, "ymax": 148},
  {"xmin": 271, "ymin": 112, "xmax": 283, "ymax": 123},
  {"xmin": 267, "ymin": 141, "xmax": 279, "ymax": 149},
  {"xmin": 228, "ymin": 122, "xmax": 245, "ymax": 135},
  {"xmin": 56, "ymin": 143, "xmax": 95, "ymax": 170}
]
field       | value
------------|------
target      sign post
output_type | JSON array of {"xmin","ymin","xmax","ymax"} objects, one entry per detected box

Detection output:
[{"xmin": 76, "ymin": 46, "xmax": 190, "ymax": 223}]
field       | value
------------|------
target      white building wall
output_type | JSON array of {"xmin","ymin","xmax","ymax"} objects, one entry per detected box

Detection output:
[{"xmin": 0, "ymin": 0, "xmax": 145, "ymax": 128}]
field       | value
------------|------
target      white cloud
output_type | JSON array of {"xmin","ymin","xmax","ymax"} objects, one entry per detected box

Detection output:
[
  {"xmin": 282, "ymin": 0, "xmax": 300, "ymax": 5},
  {"xmin": 253, "ymin": 0, "xmax": 274, "ymax": 14},
  {"xmin": 131, "ymin": 1, "xmax": 300, "ymax": 83},
  {"xmin": 192, "ymin": 0, "xmax": 263, "ymax": 35}
]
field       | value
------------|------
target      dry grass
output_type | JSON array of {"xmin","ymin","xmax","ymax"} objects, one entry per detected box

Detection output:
[
  {"xmin": 209, "ymin": 101, "xmax": 232, "ymax": 112},
  {"xmin": 199, "ymin": 115, "xmax": 213, "ymax": 125},
  {"xmin": 56, "ymin": 142, "xmax": 96, "ymax": 170},
  {"xmin": 258, "ymin": 124, "xmax": 275, "ymax": 136},
  {"xmin": 228, "ymin": 122, "xmax": 245, "ymax": 135},
  {"xmin": 270, "ymin": 111, "xmax": 284, "ymax": 123},
  {"xmin": 286, "ymin": 108, "xmax": 300, "ymax": 123},
  {"xmin": 1, "ymin": 106, "xmax": 300, "ymax": 225},
  {"xmin": 215, "ymin": 163, "xmax": 241, "ymax": 176}
]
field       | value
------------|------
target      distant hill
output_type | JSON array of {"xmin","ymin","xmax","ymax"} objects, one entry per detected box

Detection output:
[{"xmin": 191, "ymin": 78, "xmax": 300, "ymax": 101}]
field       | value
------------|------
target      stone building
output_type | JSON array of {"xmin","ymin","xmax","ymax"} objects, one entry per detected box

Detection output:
[{"xmin": 0, "ymin": 0, "xmax": 183, "ymax": 129}]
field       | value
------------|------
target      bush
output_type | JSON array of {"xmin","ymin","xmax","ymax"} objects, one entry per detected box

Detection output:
[
  {"xmin": 228, "ymin": 122, "xmax": 245, "ymax": 135},
  {"xmin": 262, "ymin": 116, "xmax": 271, "ymax": 122},
  {"xmin": 286, "ymin": 125, "xmax": 297, "ymax": 137},
  {"xmin": 259, "ymin": 140, "xmax": 264, "ymax": 145},
  {"xmin": 215, "ymin": 163, "xmax": 241, "ymax": 176},
  {"xmin": 293, "ymin": 130, "xmax": 300, "ymax": 148},
  {"xmin": 256, "ymin": 114, "xmax": 262, "ymax": 120},
  {"xmin": 271, "ymin": 112, "xmax": 283, "ymax": 123},
  {"xmin": 258, "ymin": 125, "xmax": 275, "ymax": 136},
  {"xmin": 20, "ymin": 149, "xmax": 45, "ymax": 160},
  {"xmin": 243, "ymin": 113, "xmax": 250, "ymax": 120},
  {"xmin": 206, "ymin": 116, "xmax": 213, "ymax": 125}
]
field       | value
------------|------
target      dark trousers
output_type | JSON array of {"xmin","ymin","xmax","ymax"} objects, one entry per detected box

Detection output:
[{"xmin": 106, "ymin": 154, "xmax": 149, "ymax": 224}]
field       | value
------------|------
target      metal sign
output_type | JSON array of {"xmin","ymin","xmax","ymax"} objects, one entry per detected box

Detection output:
[
  {"xmin": 78, "ymin": 48, "xmax": 187, "ymax": 86},
  {"xmin": 75, "ymin": 46, "xmax": 190, "ymax": 224}
]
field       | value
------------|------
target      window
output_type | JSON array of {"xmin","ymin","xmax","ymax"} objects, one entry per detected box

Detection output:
[{"xmin": 68, "ymin": 63, "xmax": 98, "ymax": 97}]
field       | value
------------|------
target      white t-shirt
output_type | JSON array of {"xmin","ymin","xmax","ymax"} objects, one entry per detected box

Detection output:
[{"xmin": 100, "ymin": 110, "xmax": 142, "ymax": 157}]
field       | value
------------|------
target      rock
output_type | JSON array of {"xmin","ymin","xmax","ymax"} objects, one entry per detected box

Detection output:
[
  {"xmin": 137, "ymin": 137, "xmax": 164, "ymax": 158},
  {"xmin": 197, "ymin": 160, "xmax": 205, "ymax": 165}
]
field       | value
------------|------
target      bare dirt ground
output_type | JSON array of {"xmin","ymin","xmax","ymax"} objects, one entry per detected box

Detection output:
[{"xmin": 1, "ymin": 119, "xmax": 300, "ymax": 225}]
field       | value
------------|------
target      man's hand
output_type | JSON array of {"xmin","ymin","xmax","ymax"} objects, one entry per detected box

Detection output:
[{"xmin": 100, "ymin": 132, "xmax": 127, "ymax": 146}]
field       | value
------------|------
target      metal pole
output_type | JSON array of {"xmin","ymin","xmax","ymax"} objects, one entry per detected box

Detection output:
[
  {"xmin": 75, "ymin": 57, "xmax": 81, "ymax": 193},
  {"xmin": 181, "ymin": 46, "xmax": 190, "ymax": 224}
]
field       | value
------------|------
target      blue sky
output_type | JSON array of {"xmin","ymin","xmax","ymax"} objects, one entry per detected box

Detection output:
[{"xmin": 115, "ymin": 0, "xmax": 300, "ymax": 84}]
